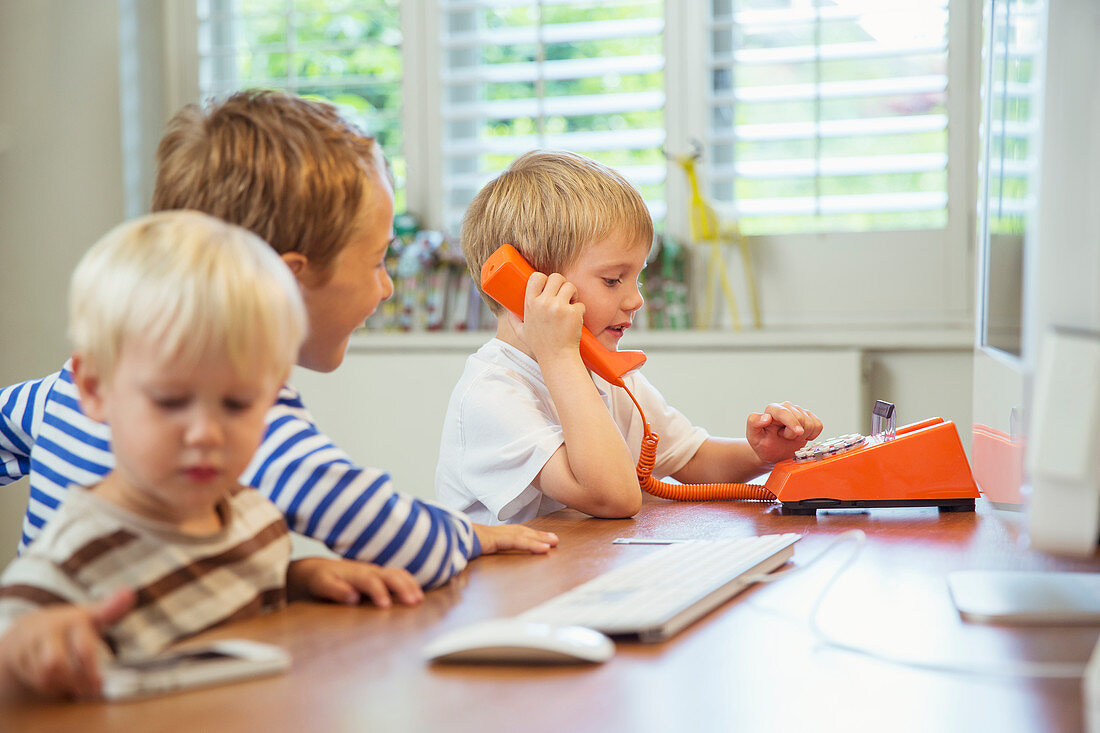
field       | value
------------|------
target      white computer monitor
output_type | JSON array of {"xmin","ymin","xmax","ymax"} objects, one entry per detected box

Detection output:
[
  {"xmin": 956, "ymin": 0, "xmax": 1100, "ymax": 624},
  {"xmin": 969, "ymin": 0, "xmax": 1035, "ymax": 515},
  {"xmin": 972, "ymin": 0, "xmax": 1100, "ymax": 553}
]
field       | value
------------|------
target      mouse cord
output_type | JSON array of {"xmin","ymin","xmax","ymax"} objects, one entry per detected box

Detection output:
[
  {"xmin": 621, "ymin": 382, "xmax": 776, "ymax": 502},
  {"xmin": 748, "ymin": 529, "xmax": 1088, "ymax": 680}
]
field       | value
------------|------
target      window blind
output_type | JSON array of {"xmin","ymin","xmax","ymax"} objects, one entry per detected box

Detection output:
[
  {"xmin": 437, "ymin": 0, "xmax": 666, "ymax": 233},
  {"xmin": 195, "ymin": 0, "xmax": 407, "ymax": 207},
  {"xmin": 706, "ymin": 0, "xmax": 950, "ymax": 235}
]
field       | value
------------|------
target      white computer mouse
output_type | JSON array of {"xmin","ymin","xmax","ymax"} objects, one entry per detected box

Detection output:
[{"xmin": 422, "ymin": 619, "xmax": 614, "ymax": 665}]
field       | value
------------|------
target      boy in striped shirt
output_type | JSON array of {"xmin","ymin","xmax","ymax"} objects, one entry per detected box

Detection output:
[
  {"xmin": 0, "ymin": 91, "xmax": 556, "ymax": 590},
  {"xmin": 0, "ymin": 211, "xmax": 426, "ymax": 698}
]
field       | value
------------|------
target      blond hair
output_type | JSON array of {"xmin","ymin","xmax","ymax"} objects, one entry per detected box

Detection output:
[
  {"xmin": 461, "ymin": 150, "xmax": 653, "ymax": 313},
  {"xmin": 69, "ymin": 211, "xmax": 307, "ymax": 379},
  {"xmin": 152, "ymin": 89, "xmax": 383, "ymax": 281}
]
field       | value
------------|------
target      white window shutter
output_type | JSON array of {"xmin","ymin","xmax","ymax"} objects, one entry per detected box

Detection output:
[
  {"xmin": 705, "ymin": 0, "xmax": 951, "ymax": 234},
  {"xmin": 437, "ymin": 1, "xmax": 667, "ymax": 233}
]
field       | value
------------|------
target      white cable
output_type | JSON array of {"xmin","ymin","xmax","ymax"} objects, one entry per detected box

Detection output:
[
  {"xmin": 753, "ymin": 529, "xmax": 1087, "ymax": 680},
  {"xmin": 741, "ymin": 529, "xmax": 866, "ymax": 585}
]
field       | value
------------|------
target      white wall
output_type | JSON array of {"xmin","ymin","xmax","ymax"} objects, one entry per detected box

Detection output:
[{"xmin": 0, "ymin": 1, "xmax": 127, "ymax": 566}]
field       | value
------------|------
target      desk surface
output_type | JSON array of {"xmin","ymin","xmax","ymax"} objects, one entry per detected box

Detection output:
[{"xmin": 4, "ymin": 500, "xmax": 1099, "ymax": 733}]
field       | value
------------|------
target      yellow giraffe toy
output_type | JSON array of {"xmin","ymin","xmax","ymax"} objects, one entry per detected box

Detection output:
[{"xmin": 670, "ymin": 143, "xmax": 762, "ymax": 330}]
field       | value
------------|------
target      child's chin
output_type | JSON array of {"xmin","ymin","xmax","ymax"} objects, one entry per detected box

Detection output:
[{"xmin": 597, "ymin": 333, "xmax": 622, "ymax": 351}]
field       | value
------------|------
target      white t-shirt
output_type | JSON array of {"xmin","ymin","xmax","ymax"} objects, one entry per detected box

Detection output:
[{"xmin": 435, "ymin": 339, "xmax": 709, "ymax": 525}]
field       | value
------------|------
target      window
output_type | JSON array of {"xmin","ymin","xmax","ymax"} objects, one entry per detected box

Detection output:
[
  {"xmin": 174, "ymin": 0, "xmax": 977, "ymax": 328},
  {"xmin": 195, "ymin": 0, "xmax": 407, "ymax": 209},
  {"xmin": 706, "ymin": 0, "xmax": 950, "ymax": 235},
  {"xmin": 191, "ymin": 1, "xmax": 959, "ymax": 238},
  {"xmin": 436, "ymin": 0, "xmax": 666, "ymax": 232},
  {"xmin": 977, "ymin": 0, "xmax": 1042, "ymax": 356}
]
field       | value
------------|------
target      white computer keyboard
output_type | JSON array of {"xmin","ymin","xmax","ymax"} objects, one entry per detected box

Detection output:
[{"xmin": 519, "ymin": 533, "xmax": 801, "ymax": 642}]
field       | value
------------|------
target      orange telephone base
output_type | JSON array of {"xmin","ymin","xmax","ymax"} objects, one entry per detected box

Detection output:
[{"xmin": 765, "ymin": 417, "xmax": 980, "ymax": 515}]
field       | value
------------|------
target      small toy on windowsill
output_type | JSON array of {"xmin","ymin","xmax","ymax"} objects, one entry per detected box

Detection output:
[{"xmin": 667, "ymin": 140, "xmax": 762, "ymax": 331}]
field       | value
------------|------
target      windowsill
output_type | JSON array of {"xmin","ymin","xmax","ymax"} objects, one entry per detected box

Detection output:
[{"xmin": 347, "ymin": 324, "xmax": 975, "ymax": 353}]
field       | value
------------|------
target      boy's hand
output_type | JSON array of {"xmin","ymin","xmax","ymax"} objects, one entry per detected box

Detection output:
[
  {"xmin": 287, "ymin": 557, "xmax": 424, "ymax": 608},
  {"xmin": 0, "ymin": 587, "xmax": 134, "ymax": 699},
  {"xmin": 516, "ymin": 272, "xmax": 585, "ymax": 366},
  {"xmin": 473, "ymin": 523, "xmax": 559, "ymax": 555},
  {"xmin": 746, "ymin": 401, "xmax": 823, "ymax": 465}
]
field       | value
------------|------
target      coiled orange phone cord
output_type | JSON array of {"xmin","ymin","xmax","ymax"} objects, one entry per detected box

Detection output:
[{"xmin": 623, "ymin": 383, "xmax": 776, "ymax": 503}]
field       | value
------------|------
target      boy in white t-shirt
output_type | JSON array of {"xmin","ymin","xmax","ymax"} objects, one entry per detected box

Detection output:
[{"xmin": 436, "ymin": 150, "xmax": 824, "ymax": 525}]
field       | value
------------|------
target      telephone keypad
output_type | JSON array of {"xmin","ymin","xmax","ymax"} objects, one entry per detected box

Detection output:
[{"xmin": 793, "ymin": 433, "xmax": 866, "ymax": 463}]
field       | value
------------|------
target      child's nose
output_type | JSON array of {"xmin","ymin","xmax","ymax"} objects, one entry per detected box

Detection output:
[
  {"xmin": 381, "ymin": 268, "xmax": 395, "ymax": 301},
  {"xmin": 185, "ymin": 410, "xmax": 225, "ymax": 447},
  {"xmin": 624, "ymin": 282, "xmax": 645, "ymax": 313}
]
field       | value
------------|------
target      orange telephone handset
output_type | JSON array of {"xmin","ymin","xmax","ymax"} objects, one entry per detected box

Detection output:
[
  {"xmin": 480, "ymin": 244, "xmax": 646, "ymax": 387},
  {"xmin": 480, "ymin": 244, "xmax": 773, "ymax": 503}
]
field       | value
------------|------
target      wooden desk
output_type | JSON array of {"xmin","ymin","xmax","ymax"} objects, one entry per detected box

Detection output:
[{"xmin": 4, "ymin": 500, "xmax": 1098, "ymax": 733}]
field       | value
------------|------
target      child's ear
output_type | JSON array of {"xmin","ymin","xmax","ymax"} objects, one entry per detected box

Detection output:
[
  {"xmin": 281, "ymin": 251, "xmax": 328, "ymax": 290},
  {"xmin": 71, "ymin": 353, "xmax": 108, "ymax": 422},
  {"xmin": 280, "ymin": 252, "xmax": 309, "ymax": 280}
]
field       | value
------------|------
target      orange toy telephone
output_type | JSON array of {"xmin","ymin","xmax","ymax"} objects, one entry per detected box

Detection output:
[
  {"xmin": 765, "ymin": 405, "xmax": 980, "ymax": 515},
  {"xmin": 480, "ymin": 244, "xmax": 981, "ymax": 513}
]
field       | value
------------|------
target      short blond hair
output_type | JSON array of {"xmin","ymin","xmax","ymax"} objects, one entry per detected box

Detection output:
[
  {"xmin": 152, "ymin": 90, "xmax": 383, "ymax": 281},
  {"xmin": 461, "ymin": 150, "xmax": 653, "ymax": 313},
  {"xmin": 69, "ymin": 211, "xmax": 307, "ymax": 379}
]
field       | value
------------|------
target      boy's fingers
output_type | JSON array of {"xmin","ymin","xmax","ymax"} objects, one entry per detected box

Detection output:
[
  {"xmin": 350, "ymin": 573, "xmax": 393, "ymax": 608},
  {"xmin": 310, "ymin": 564, "xmax": 424, "ymax": 607},
  {"xmin": 311, "ymin": 573, "xmax": 363, "ymax": 606},
  {"xmin": 90, "ymin": 587, "xmax": 136, "ymax": 631},
  {"xmin": 337, "ymin": 566, "xmax": 407, "ymax": 608},
  {"xmin": 545, "ymin": 277, "xmax": 576, "ymax": 303},
  {"xmin": 67, "ymin": 625, "xmax": 103, "ymax": 699},
  {"xmin": 785, "ymin": 404, "xmax": 819, "ymax": 440},
  {"xmin": 525, "ymin": 271, "xmax": 548, "ymax": 299},
  {"xmin": 531, "ymin": 530, "xmax": 559, "ymax": 548},
  {"xmin": 543, "ymin": 273, "xmax": 567, "ymax": 295},
  {"xmin": 508, "ymin": 528, "xmax": 559, "ymax": 553},
  {"xmin": 765, "ymin": 403, "xmax": 806, "ymax": 439},
  {"xmin": 804, "ymin": 411, "xmax": 823, "ymax": 440},
  {"xmin": 474, "ymin": 526, "xmax": 557, "ymax": 555},
  {"xmin": 36, "ymin": 633, "xmax": 79, "ymax": 697},
  {"xmin": 381, "ymin": 569, "xmax": 424, "ymax": 606},
  {"xmin": 507, "ymin": 541, "xmax": 545, "ymax": 554}
]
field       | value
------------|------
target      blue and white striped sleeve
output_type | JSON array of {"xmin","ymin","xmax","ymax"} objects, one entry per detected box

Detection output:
[
  {"xmin": 0, "ymin": 373, "xmax": 58, "ymax": 486},
  {"xmin": 242, "ymin": 385, "xmax": 481, "ymax": 590}
]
